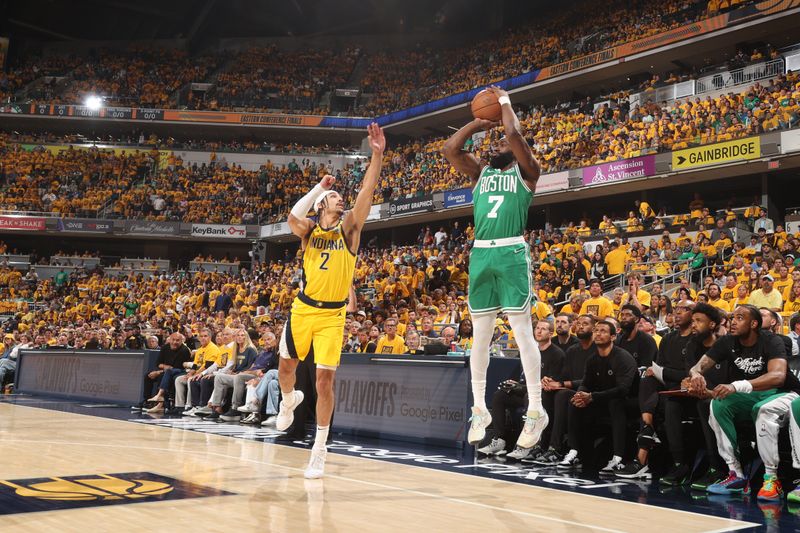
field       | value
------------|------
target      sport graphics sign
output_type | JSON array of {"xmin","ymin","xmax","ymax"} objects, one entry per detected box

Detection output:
[
  {"xmin": 191, "ymin": 224, "xmax": 247, "ymax": 239},
  {"xmin": 672, "ymin": 137, "xmax": 760, "ymax": 170},
  {"xmin": 581, "ymin": 156, "xmax": 656, "ymax": 186},
  {"xmin": 444, "ymin": 188, "xmax": 473, "ymax": 208},
  {"xmin": 389, "ymin": 195, "xmax": 435, "ymax": 217}
]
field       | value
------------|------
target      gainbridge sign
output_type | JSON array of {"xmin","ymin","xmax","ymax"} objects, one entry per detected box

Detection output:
[{"xmin": 672, "ymin": 137, "xmax": 760, "ymax": 170}]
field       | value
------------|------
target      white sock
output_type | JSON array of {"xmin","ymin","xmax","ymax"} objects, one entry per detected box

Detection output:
[
  {"xmin": 470, "ymin": 312, "xmax": 496, "ymax": 411},
  {"xmin": 282, "ymin": 390, "xmax": 295, "ymax": 406},
  {"xmin": 314, "ymin": 425, "xmax": 329, "ymax": 451},
  {"xmin": 507, "ymin": 310, "xmax": 543, "ymax": 411},
  {"xmin": 729, "ymin": 461, "xmax": 744, "ymax": 478}
]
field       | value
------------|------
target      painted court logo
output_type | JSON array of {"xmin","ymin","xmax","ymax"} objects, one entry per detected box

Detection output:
[{"xmin": 0, "ymin": 472, "xmax": 233, "ymax": 515}]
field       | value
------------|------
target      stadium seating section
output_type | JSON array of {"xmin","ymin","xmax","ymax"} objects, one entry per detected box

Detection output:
[{"xmin": 1, "ymin": 0, "xmax": 766, "ymax": 115}]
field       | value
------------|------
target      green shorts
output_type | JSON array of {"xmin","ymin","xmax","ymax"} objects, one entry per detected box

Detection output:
[{"xmin": 468, "ymin": 242, "xmax": 532, "ymax": 315}]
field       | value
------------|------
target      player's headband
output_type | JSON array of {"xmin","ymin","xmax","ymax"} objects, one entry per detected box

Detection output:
[{"xmin": 315, "ymin": 190, "xmax": 337, "ymax": 211}]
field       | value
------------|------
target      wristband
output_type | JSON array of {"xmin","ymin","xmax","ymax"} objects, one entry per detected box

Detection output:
[
  {"xmin": 732, "ymin": 380, "xmax": 753, "ymax": 393},
  {"xmin": 498, "ymin": 95, "xmax": 511, "ymax": 107},
  {"xmin": 651, "ymin": 362, "xmax": 664, "ymax": 384}
]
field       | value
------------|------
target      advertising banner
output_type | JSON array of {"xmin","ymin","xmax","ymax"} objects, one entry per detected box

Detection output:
[
  {"xmin": 161, "ymin": 110, "xmax": 325, "ymax": 126},
  {"xmin": 4, "ymin": 104, "xmax": 324, "ymax": 127},
  {"xmin": 672, "ymin": 137, "xmax": 760, "ymax": 170},
  {"xmin": 389, "ymin": 195, "xmax": 434, "ymax": 217},
  {"xmin": 190, "ymin": 224, "xmax": 247, "ymax": 239},
  {"xmin": 444, "ymin": 188, "xmax": 473, "ymax": 208},
  {"xmin": 123, "ymin": 220, "xmax": 180, "ymax": 236},
  {"xmin": 617, "ymin": 14, "xmax": 729, "ymax": 55},
  {"xmin": 728, "ymin": 0, "xmax": 800, "ymax": 24},
  {"xmin": 537, "ymin": 14, "xmax": 730, "ymax": 81},
  {"xmin": 536, "ymin": 170, "xmax": 570, "ymax": 193},
  {"xmin": 16, "ymin": 350, "xmax": 148, "ymax": 404},
  {"xmin": 335, "ymin": 357, "xmax": 469, "ymax": 442},
  {"xmin": 60, "ymin": 218, "xmax": 114, "ymax": 233},
  {"xmin": 367, "ymin": 204, "xmax": 382, "ymax": 221},
  {"xmin": 0, "ymin": 216, "xmax": 46, "ymax": 231},
  {"xmin": 581, "ymin": 156, "xmax": 656, "ymax": 186},
  {"xmin": 781, "ymin": 129, "xmax": 800, "ymax": 154}
]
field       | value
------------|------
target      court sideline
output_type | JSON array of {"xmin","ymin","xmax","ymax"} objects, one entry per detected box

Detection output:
[{"xmin": 0, "ymin": 402, "xmax": 759, "ymax": 532}]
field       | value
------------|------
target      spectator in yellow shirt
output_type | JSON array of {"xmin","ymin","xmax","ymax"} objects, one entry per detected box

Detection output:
[
  {"xmin": 706, "ymin": 283, "xmax": 731, "ymax": 313},
  {"xmin": 579, "ymin": 279, "xmax": 615, "ymax": 319},
  {"xmin": 375, "ymin": 319, "xmax": 408, "ymax": 354},
  {"xmin": 604, "ymin": 242, "xmax": 628, "ymax": 276},
  {"xmin": 620, "ymin": 274, "xmax": 652, "ymax": 310}
]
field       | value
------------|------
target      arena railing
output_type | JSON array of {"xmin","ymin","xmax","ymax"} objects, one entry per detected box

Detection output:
[
  {"xmin": 0, "ymin": 209, "xmax": 64, "ymax": 218},
  {"xmin": 695, "ymin": 57, "xmax": 786, "ymax": 95},
  {"xmin": 628, "ymin": 56, "xmax": 786, "ymax": 108},
  {"xmin": 549, "ymin": 259, "xmax": 716, "ymax": 312}
]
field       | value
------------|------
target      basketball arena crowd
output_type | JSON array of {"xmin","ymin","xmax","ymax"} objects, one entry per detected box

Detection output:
[
  {"xmin": 1, "ymin": 68, "xmax": 798, "ymax": 224},
  {"xmin": 0, "ymin": 0, "xmax": 768, "ymax": 115},
  {"xmin": 2, "ymin": 0, "xmax": 800, "ymax": 505}
]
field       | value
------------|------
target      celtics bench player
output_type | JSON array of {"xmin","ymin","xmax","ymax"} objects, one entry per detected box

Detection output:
[{"xmin": 443, "ymin": 86, "xmax": 547, "ymax": 457}]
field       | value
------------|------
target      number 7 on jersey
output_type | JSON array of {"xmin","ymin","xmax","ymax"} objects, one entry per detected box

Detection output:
[{"xmin": 487, "ymin": 195, "xmax": 504, "ymax": 218}]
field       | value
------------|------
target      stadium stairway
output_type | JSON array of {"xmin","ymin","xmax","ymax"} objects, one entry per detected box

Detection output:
[{"xmin": 342, "ymin": 49, "xmax": 369, "ymax": 90}]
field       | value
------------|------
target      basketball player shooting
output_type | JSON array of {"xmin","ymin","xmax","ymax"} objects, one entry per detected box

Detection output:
[
  {"xmin": 442, "ymin": 86, "xmax": 548, "ymax": 455},
  {"xmin": 278, "ymin": 122, "xmax": 386, "ymax": 479}
]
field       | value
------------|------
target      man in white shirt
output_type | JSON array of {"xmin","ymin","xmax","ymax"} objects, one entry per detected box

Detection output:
[
  {"xmin": 754, "ymin": 208, "xmax": 774, "ymax": 233},
  {"xmin": 789, "ymin": 313, "xmax": 800, "ymax": 357},
  {"xmin": 434, "ymin": 226, "xmax": 448, "ymax": 246}
]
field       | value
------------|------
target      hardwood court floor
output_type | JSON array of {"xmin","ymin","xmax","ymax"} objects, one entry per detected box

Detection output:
[{"xmin": 0, "ymin": 402, "xmax": 758, "ymax": 533}]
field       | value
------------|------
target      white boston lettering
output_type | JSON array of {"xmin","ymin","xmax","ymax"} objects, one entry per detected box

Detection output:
[{"xmin": 479, "ymin": 172, "xmax": 518, "ymax": 195}]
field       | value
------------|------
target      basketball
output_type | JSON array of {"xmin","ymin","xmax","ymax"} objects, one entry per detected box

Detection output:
[{"xmin": 471, "ymin": 89, "xmax": 502, "ymax": 121}]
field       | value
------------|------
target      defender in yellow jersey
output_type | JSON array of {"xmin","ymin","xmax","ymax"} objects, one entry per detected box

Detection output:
[{"xmin": 278, "ymin": 123, "xmax": 386, "ymax": 479}]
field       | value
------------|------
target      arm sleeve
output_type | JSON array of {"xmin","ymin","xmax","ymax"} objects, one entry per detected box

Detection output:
[
  {"xmin": 180, "ymin": 346, "xmax": 193, "ymax": 365},
  {"xmin": 654, "ymin": 334, "xmax": 668, "ymax": 366},
  {"xmin": 578, "ymin": 358, "xmax": 593, "ymax": 393},
  {"xmin": 639, "ymin": 334, "xmax": 657, "ymax": 368},
  {"xmin": 662, "ymin": 364, "xmax": 689, "ymax": 384},
  {"xmin": 552, "ymin": 352, "xmax": 566, "ymax": 383}
]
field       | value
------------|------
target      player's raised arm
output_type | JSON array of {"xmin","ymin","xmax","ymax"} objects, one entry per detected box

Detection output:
[
  {"xmin": 442, "ymin": 118, "xmax": 498, "ymax": 183},
  {"xmin": 287, "ymin": 174, "xmax": 335, "ymax": 239},
  {"xmin": 488, "ymin": 86, "xmax": 540, "ymax": 186},
  {"xmin": 343, "ymin": 123, "xmax": 385, "ymax": 242}
]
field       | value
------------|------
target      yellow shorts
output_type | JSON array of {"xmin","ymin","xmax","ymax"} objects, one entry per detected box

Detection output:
[{"xmin": 279, "ymin": 298, "xmax": 346, "ymax": 369}]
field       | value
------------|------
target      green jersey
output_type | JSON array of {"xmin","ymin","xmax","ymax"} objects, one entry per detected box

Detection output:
[{"xmin": 472, "ymin": 163, "xmax": 533, "ymax": 241}]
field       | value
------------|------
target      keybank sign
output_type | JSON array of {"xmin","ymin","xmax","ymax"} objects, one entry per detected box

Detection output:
[{"xmin": 191, "ymin": 224, "xmax": 247, "ymax": 239}]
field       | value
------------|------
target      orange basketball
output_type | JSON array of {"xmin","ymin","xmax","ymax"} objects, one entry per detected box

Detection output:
[{"xmin": 470, "ymin": 89, "xmax": 502, "ymax": 121}]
